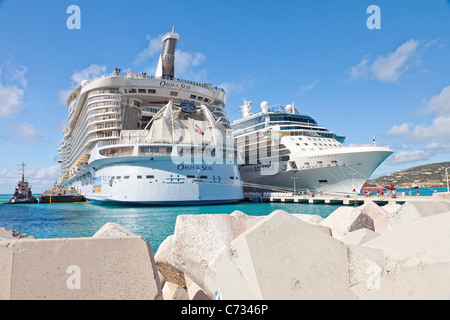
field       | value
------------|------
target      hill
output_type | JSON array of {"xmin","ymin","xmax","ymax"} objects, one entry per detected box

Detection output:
[{"xmin": 373, "ymin": 161, "xmax": 450, "ymax": 188}]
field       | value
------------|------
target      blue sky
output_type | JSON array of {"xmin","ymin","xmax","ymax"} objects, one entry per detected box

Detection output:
[{"xmin": 0, "ymin": 0, "xmax": 449, "ymax": 193}]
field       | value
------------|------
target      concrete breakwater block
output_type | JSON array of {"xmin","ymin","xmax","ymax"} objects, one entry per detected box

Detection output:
[
  {"xmin": 432, "ymin": 192, "xmax": 450, "ymax": 201},
  {"xmin": 154, "ymin": 210, "xmax": 264, "ymax": 298},
  {"xmin": 357, "ymin": 201, "xmax": 391, "ymax": 234},
  {"xmin": 0, "ymin": 227, "xmax": 36, "ymax": 241},
  {"xmin": 341, "ymin": 228, "xmax": 380, "ymax": 246},
  {"xmin": 0, "ymin": 225, "xmax": 162, "ymax": 300},
  {"xmin": 361, "ymin": 211, "xmax": 450, "ymax": 299},
  {"xmin": 389, "ymin": 201, "xmax": 450, "ymax": 229},
  {"xmin": 92, "ymin": 222, "xmax": 137, "ymax": 238},
  {"xmin": 292, "ymin": 214, "xmax": 331, "ymax": 235},
  {"xmin": 155, "ymin": 235, "xmax": 186, "ymax": 287},
  {"xmin": 214, "ymin": 210, "xmax": 357, "ymax": 299},
  {"xmin": 320, "ymin": 206, "xmax": 375, "ymax": 241}
]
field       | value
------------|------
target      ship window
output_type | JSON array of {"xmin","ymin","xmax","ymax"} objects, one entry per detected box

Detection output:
[
  {"xmin": 146, "ymin": 175, "xmax": 155, "ymax": 179},
  {"xmin": 186, "ymin": 175, "xmax": 195, "ymax": 178},
  {"xmin": 137, "ymin": 175, "xmax": 142, "ymax": 179},
  {"xmin": 197, "ymin": 96, "xmax": 204, "ymax": 101},
  {"xmin": 190, "ymin": 95, "xmax": 197, "ymax": 99},
  {"xmin": 170, "ymin": 91, "xmax": 178, "ymax": 96},
  {"xmin": 148, "ymin": 89, "xmax": 156, "ymax": 94},
  {"xmin": 116, "ymin": 176, "xmax": 121, "ymax": 179},
  {"xmin": 138, "ymin": 89, "xmax": 146, "ymax": 93},
  {"xmin": 319, "ymin": 180, "xmax": 328, "ymax": 185},
  {"xmin": 200, "ymin": 175, "xmax": 207, "ymax": 179},
  {"xmin": 124, "ymin": 176, "xmax": 130, "ymax": 179},
  {"xmin": 230, "ymin": 176, "xmax": 235, "ymax": 179},
  {"xmin": 150, "ymin": 147, "xmax": 159, "ymax": 153},
  {"xmin": 203, "ymin": 98, "xmax": 210, "ymax": 103},
  {"xmin": 129, "ymin": 89, "xmax": 137, "ymax": 93}
]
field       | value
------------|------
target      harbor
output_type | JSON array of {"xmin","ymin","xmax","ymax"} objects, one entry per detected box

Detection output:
[
  {"xmin": 1, "ymin": 192, "xmax": 450, "ymax": 300},
  {"xmin": 1, "ymin": 1, "xmax": 449, "ymax": 303},
  {"xmin": 243, "ymin": 192, "xmax": 434, "ymax": 206}
]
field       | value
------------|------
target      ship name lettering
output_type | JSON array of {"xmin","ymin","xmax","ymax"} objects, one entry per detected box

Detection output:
[
  {"xmin": 159, "ymin": 81, "xmax": 191, "ymax": 90},
  {"xmin": 177, "ymin": 164, "xmax": 212, "ymax": 171}
]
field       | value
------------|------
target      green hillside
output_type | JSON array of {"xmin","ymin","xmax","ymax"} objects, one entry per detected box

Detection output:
[{"xmin": 373, "ymin": 161, "xmax": 450, "ymax": 188}]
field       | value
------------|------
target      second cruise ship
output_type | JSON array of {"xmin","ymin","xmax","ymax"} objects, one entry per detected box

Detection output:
[
  {"xmin": 231, "ymin": 99, "xmax": 393, "ymax": 195},
  {"xmin": 57, "ymin": 28, "xmax": 243, "ymax": 205}
]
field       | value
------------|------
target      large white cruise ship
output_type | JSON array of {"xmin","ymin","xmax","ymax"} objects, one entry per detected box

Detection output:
[
  {"xmin": 231, "ymin": 100, "xmax": 393, "ymax": 195},
  {"xmin": 57, "ymin": 28, "xmax": 243, "ymax": 205}
]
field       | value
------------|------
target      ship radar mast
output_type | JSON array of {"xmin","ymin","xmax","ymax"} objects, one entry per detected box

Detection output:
[
  {"xmin": 18, "ymin": 161, "xmax": 26, "ymax": 182},
  {"xmin": 239, "ymin": 98, "xmax": 252, "ymax": 118}
]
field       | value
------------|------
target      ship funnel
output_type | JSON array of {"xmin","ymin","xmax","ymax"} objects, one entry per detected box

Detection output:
[{"xmin": 155, "ymin": 26, "xmax": 180, "ymax": 79}]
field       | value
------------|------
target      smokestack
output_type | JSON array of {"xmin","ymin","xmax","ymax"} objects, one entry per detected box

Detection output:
[{"xmin": 155, "ymin": 26, "xmax": 179, "ymax": 79}]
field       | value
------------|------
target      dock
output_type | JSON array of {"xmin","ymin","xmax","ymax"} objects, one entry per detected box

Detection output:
[{"xmin": 244, "ymin": 193, "xmax": 434, "ymax": 206}]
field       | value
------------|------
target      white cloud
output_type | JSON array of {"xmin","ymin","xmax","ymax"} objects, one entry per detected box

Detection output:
[
  {"xmin": 384, "ymin": 85, "xmax": 450, "ymax": 165},
  {"xmin": 347, "ymin": 39, "xmax": 423, "ymax": 82},
  {"xmin": 34, "ymin": 164, "xmax": 60, "ymax": 180},
  {"xmin": 10, "ymin": 65, "xmax": 28, "ymax": 88},
  {"xmin": 387, "ymin": 149, "xmax": 433, "ymax": 165},
  {"xmin": 299, "ymin": 79, "xmax": 320, "ymax": 95},
  {"xmin": 133, "ymin": 34, "xmax": 208, "ymax": 80},
  {"xmin": 59, "ymin": 64, "xmax": 107, "ymax": 105},
  {"xmin": 0, "ymin": 84, "xmax": 25, "ymax": 118},
  {"xmin": 14, "ymin": 122, "xmax": 44, "ymax": 143},
  {"xmin": 385, "ymin": 122, "xmax": 413, "ymax": 136},
  {"xmin": 70, "ymin": 64, "xmax": 107, "ymax": 85},
  {"xmin": 134, "ymin": 33, "xmax": 164, "ymax": 65},
  {"xmin": 425, "ymin": 85, "xmax": 450, "ymax": 116},
  {"xmin": 0, "ymin": 65, "xmax": 27, "ymax": 118},
  {"xmin": 175, "ymin": 50, "xmax": 206, "ymax": 74},
  {"xmin": 0, "ymin": 164, "xmax": 60, "ymax": 193},
  {"xmin": 2, "ymin": 121, "xmax": 44, "ymax": 143}
]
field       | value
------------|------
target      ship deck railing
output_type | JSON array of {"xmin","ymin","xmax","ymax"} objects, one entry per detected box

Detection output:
[{"xmin": 82, "ymin": 72, "xmax": 225, "ymax": 93}]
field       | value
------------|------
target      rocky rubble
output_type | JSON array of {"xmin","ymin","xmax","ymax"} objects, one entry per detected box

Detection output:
[{"xmin": 1, "ymin": 199, "xmax": 449, "ymax": 300}]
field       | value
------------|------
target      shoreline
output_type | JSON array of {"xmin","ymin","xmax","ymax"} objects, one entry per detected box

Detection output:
[{"xmin": 1, "ymin": 192, "xmax": 449, "ymax": 300}]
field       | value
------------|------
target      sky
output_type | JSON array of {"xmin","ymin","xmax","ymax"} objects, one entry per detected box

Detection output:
[{"xmin": 0, "ymin": 0, "xmax": 449, "ymax": 193}]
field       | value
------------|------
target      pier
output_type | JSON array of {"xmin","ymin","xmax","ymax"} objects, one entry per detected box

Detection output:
[{"xmin": 244, "ymin": 192, "xmax": 434, "ymax": 206}]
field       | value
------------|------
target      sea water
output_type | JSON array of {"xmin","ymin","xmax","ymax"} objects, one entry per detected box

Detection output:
[
  {"xmin": 1, "ymin": 187, "xmax": 446, "ymax": 252},
  {"xmin": 0, "ymin": 195, "xmax": 336, "ymax": 252}
]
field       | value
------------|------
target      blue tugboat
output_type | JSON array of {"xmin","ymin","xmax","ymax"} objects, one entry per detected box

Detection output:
[{"xmin": 2, "ymin": 162, "xmax": 38, "ymax": 204}]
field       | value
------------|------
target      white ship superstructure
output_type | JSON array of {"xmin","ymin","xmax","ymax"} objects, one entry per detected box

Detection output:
[
  {"xmin": 231, "ymin": 100, "xmax": 393, "ymax": 195},
  {"xmin": 58, "ymin": 28, "xmax": 243, "ymax": 205}
]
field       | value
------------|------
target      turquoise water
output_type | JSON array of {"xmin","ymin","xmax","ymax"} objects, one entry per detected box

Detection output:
[
  {"xmin": 1, "ymin": 187, "xmax": 447, "ymax": 252},
  {"xmin": 0, "ymin": 194, "xmax": 335, "ymax": 252}
]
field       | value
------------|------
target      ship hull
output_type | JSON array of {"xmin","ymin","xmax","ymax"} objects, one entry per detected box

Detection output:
[
  {"xmin": 38, "ymin": 195, "xmax": 86, "ymax": 203},
  {"xmin": 240, "ymin": 146, "xmax": 393, "ymax": 195},
  {"xmin": 66, "ymin": 155, "xmax": 244, "ymax": 206},
  {"xmin": 3, "ymin": 198, "xmax": 38, "ymax": 204}
]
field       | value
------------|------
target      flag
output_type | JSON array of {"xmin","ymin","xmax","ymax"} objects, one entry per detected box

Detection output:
[{"xmin": 195, "ymin": 124, "xmax": 204, "ymax": 136}]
